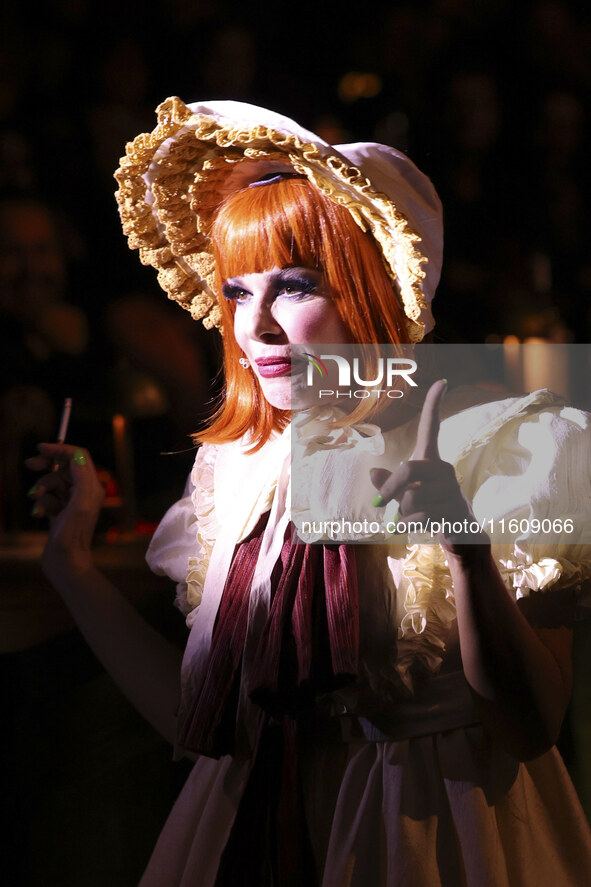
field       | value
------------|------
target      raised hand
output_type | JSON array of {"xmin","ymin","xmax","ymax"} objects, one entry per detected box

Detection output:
[
  {"xmin": 27, "ymin": 444, "xmax": 104, "ymax": 579},
  {"xmin": 371, "ymin": 380, "xmax": 488, "ymax": 551}
]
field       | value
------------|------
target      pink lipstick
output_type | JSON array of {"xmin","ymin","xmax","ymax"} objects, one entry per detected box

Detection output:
[{"xmin": 255, "ymin": 356, "xmax": 292, "ymax": 377}]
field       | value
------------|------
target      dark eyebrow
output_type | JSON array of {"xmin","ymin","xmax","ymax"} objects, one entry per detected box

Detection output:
[
  {"xmin": 274, "ymin": 267, "xmax": 322, "ymax": 283},
  {"xmin": 224, "ymin": 265, "xmax": 322, "ymax": 289}
]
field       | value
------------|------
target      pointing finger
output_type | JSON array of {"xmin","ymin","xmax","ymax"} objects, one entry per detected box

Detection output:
[{"xmin": 412, "ymin": 379, "xmax": 447, "ymax": 461}]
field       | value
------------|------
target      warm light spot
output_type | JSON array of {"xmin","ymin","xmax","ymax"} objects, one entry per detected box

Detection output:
[
  {"xmin": 112, "ymin": 413, "xmax": 125, "ymax": 435},
  {"xmin": 338, "ymin": 72, "xmax": 382, "ymax": 102}
]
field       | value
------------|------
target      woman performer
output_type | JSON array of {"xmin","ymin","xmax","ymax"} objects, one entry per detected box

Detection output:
[{"xmin": 29, "ymin": 98, "xmax": 591, "ymax": 886}]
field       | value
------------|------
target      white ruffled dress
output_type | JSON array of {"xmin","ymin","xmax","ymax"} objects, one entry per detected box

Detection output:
[{"xmin": 140, "ymin": 389, "xmax": 591, "ymax": 887}]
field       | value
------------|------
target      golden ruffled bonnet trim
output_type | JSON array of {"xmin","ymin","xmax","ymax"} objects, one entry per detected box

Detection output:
[{"xmin": 115, "ymin": 96, "xmax": 428, "ymax": 341}]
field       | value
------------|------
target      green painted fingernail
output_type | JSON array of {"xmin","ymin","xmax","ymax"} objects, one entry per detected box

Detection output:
[
  {"xmin": 73, "ymin": 449, "xmax": 87, "ymax": 466},
  {"xmin": 388, "ymin": 514, "xmax": 400, "ymax": 534},
  {"xmin": 27, "ymin": 483, "xmax": 38, "ymax": 497},
  {"xmin": 31, "ymin": 503, "xmax": 43, "ymax": 517},
  {"xmin": 372, "ymin": 493, "xmax": 385, "ymax": 508}
]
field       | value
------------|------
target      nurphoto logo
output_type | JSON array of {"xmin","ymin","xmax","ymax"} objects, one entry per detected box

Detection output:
[
  {"xmin": 305, "ymin": 354, "xmax": 417, "ymax": 387},
  {"xmin": 300, "ymin": 351, "xmax": 418, "ymax": 400}
]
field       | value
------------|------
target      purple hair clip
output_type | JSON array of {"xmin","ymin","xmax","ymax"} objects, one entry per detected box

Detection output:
[{"xmin": 248, "ymin": 171, "xmax": 307, "ymax": 188}]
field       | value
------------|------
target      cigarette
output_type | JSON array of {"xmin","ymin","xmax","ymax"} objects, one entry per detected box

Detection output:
[
  {"xmin": 53, "ymin": 397, "xmax": 72, "ymax": 470},
  {"xmin": 57, "ymin": 397, "xmax": 72, "ymax": 443}
]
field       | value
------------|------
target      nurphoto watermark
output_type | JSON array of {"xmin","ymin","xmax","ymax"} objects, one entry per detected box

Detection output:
[{"xmin": 289, "ymin": 343, "xmax": 591, "ymax": 546}]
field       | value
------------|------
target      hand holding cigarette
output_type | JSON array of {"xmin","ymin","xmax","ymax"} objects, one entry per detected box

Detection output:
[{"xmin": 26, "ymin": 398, "xmax": 104, "ymax": 575}]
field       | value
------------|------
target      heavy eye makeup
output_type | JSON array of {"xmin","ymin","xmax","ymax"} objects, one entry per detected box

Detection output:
[{"xmin": 222, "ymin": 268, "xmax": 324, "ymax": 304}]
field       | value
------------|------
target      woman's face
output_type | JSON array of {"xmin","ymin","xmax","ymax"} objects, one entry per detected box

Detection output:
[{"xmin": 223, "ymin": 266, "xmax": 349, "ymax": 409}]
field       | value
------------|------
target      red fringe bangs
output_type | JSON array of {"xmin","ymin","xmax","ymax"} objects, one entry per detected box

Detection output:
[{"xmin": 212, "ymin": 178, "xmax": 329, "ymax": 282}]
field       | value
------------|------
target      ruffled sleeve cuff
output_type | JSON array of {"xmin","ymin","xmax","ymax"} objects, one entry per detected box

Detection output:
[
  {"xmin": 145, "ymin": 444, "xmax": 219, "ymax": 620},
  {"xmin": 495, "ymin": 544, "xmax": 591, "ymax": 627}
]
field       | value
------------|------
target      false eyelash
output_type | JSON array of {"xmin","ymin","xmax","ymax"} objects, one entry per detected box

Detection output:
[
  {"xmin": 221, "ymin": 279, "xmax": 318, "ymax": 301},
  {"xmin": 221, "ymin": 284, "xmax": 247, "ymax": 301},
  {"xmin": 277, "ymin": 277, "xmax": 318, "ymax": 294}
]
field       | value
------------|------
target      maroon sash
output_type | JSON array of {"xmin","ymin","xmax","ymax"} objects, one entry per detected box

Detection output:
[{"xmin": 176, "ymin": 518, "xmax": 359, "ymax": 757}]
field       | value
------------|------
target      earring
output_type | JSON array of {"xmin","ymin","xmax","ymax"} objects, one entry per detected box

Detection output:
[{"xmin": 239, "ymin": 357, "xmax": 250, "ymax": 369}]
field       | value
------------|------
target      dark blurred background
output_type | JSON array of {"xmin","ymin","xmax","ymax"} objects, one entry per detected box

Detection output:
[
  {"xmin": 3, "ymin": 0, "xmax": 591, "ymax": 515},
  {"xmin": 1, "ymin": 1, "xmax": 590, "ymax": 884}
]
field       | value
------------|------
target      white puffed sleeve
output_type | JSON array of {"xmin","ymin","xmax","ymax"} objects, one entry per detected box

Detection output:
[
  {"xmin": 146, "ymin": 444, "xmax": 219, "ymax": 619},
  {"xmin": 389, "ymin": 392, "xmax": 591, "ymax": 682},
  {"xmin": 448, "ymin": 395, "xmax": 591, "ymax": 621}
]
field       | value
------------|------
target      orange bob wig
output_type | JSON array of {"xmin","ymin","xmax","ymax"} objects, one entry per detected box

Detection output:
[{"xmin": 197, "ymin": 177, "xmax": 410, "ymax": 449}]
